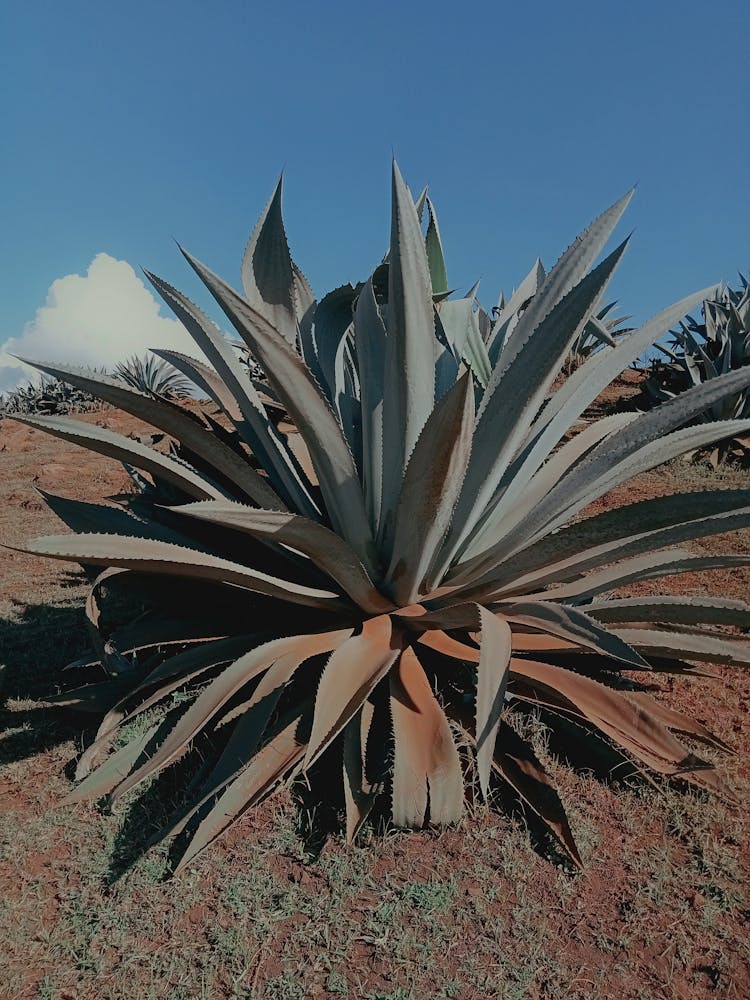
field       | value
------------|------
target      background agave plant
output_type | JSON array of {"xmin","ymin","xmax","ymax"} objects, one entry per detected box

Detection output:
[
  {"xmin": 113, "ymin": 352, "xmax": 192, "ymax": 399},
  {"xmin": 10, "ymin": 164, "xmax": 750, "ymax": 874},
  {"xmin": 644, "ymin": 277, "xmax": 750, "ymax": 464},
  {"xmin": 0, "ymin": 372, "xmax": 107, "ymax": 416},
  {"xmin": 564, "ymin": 301, "xmax": 634, "ymax": 373}
]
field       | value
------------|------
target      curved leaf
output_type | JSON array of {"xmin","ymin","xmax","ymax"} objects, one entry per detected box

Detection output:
[
  {"xmin": 240, "ymin": 175, "xmax": 315, "ymax": 347},
  {"xmin": 174, "ymin": 704, "xmax": 311, "ymax": 874},
  {"xmin": 110, "ymin": 631, "xmax": 347, "ymax": 804},
  {"xmin": 354, "ymin": 277, "xmax": 387, "ymax": 531},
  {"xmin": 170, "ymin": 500, "xmax": 393, "ymax": 614},
  {"xmin": 459, "ymin": 490, "xmax": 750, "ymax": 597},
  {"xmin": 388, "ymin": 372, "xmax": 474, "ymax": 604},
  {"xmin": 475, "ymin": 609, "xmax": 512, "ymax": 799},
  {"xmin": 151, "ymin": 349, "xmax": 243, "ymax": 421},
  {"xmin": 179, "ymin": 249, "xmax": 376, "ymax": 572},
  {"xmin": 586, "ymin": 595, "xmax": 750, "ymax": 628},
  {"xmin": 510, "ymin": 659, "xmax": 702, "ymax": 775},
  {"xmin": 343, "ymin": 700, "xmax": 381, "ymax": 843},
  {"xmin": 22, "ymin": 533, "xmax": 346, "ymax": 609},
  {"xmin": 537, "ymin": 550, "xmax": 750, "ymax": 603},
  {"xmin": 389, "ymin": 646, "xmax": 464, "ymax": 826},
  {"xmin": 493, "ymin": 720, "xmax": 581, "ymax": 866},
  {"xmin": 425, "ymin": 196, "xmax": 448, "ymax": 296},
  {"xmin": 442, "ymin": 238, "xmax": 629, "ymax": 571},
  {"xmin": 18, "ymin": 358, "xmax": 282, "ymax": 508},
  {"xmin": 144, "ymin": 270, "xmax": 317, "ymax": 516},
  {"xmin": 379, "ymin": 161, "xmax": 437, "ymax": 552},
  {"xmin": 304, "ymin": 615, "xmax": 402, "ymax": 768},
  {"xmin": 11, "ymin": 414, "xmax": 224, "ymax": 501},
  {"xmin": 497, "ymin": 602, "xmax": 648, "ymax": 668},
  {"xmin": 613, "ymin": 629, "xmax": 750, "ymax": 667}
]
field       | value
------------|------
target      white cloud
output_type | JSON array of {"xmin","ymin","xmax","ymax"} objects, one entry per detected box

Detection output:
[{"xmin": 0, "ymin": 254, "xmax": 202, "ymax": 393}]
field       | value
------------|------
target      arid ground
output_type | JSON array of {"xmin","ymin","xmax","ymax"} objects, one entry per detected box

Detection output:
[{"xmin": 1, "ymin": 376, "xmax": 749, "ymax": 1000}]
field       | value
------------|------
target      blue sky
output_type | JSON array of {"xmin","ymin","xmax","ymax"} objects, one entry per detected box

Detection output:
[{"xmin": 1, "ymin": 0, "xmax": 748, "ymax": 389}]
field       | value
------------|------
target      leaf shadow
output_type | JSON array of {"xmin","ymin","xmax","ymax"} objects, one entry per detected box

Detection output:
[{"xmin": 0, "ymin": 600, "xmax": 102, "ymax": 766}]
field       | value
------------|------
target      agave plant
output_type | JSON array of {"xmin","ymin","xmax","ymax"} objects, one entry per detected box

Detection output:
[
  {"xmin": 9, "ymin": 164, "xmax": 750, "ymax": 874},
  {"xmin": 113, "ymin": 353, "xmax": 192, "ymax": 399},
  {"xmin": 564, "ymin": 301, "xmax": 634, "ymax": 374},
  {"xmin": 0, "ymin": 372, "xmax": 107, "ymax": 416},
  {"xmin": 644, "ymin": 277, "xmax": 750, "ymax": 464}
]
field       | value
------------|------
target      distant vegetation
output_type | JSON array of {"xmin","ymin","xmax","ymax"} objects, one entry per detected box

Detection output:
[
  {"xmin": 0, "ymin": 372, "xmax": 108, "ymax": 416},
  {"xmin": 644, "ymin": 277, "xmax": 750, "ymax": 464},
  {"xmin": 1, "ymin": 354, "xmax": 191, "ymax": 416}
]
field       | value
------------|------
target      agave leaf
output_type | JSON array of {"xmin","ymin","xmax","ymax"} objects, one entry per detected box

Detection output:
[
  {"xmin": 625, "ymin": 692, "xmax": 731, "ymax": 752},
  {"xmin": 173, "ymin": 704, "xmax": 311, "ymax": 875},
  {"xmin": 63, "ymin": 721, "xmax": 162, "ymax": 804},
  {"xmin": 496, "ymin": 191, "xmax": 633, "ymax": 368},
  {"xmin": 240, "ymin": 175, "xmax": 315, "ymax": 347},
  {"xmin": 436, "ymin": 299, "xmax": 491, "ymax": 387},
  {"xmin": 481, "ymin": 287, "xmax": 720, "ymax": 550},
  {"xmin": 156, "ymin": 624, "xmax": 353, "ymax": 846},
  {"xmin": 379, "ymin": 161, "xmax": 437, "ymax": 551},
  {"xmin": 424, "ymin": 196, "xmax": 449, "ymax": 297},
  {"xmin": 582, "ymin": 315, "xmax": 617, "ymax": 349},
  {"xmin": 94, "ymin": 635, "xmax": 261, "ymax": 746},
  {"xmin": 511, "ymin": 365, "xmax": 750, "ymax": 548},
  {"xmin": 151, "ymin": 350, "xmax": 243, "ymax": 420},
  {"xmin": 304, "ymin": 615, "xmax": 402, "ymax": 769},
  {"xmin": 473, "ymin": 500, "xmax": 750, "ymax": 602},
  {"xmin": 461, "ymin": 317, "xmax": 493, "ymax": 389},
  {"xmin": 144, "ymin": 271, "xmax": 317, "ymax": 516},
  {"xmin": 546, "ymin": 415, "xmax": 750, "ymax": 544},
  {"xmin": 170, "ymin": 501, "xmax": 393, "ymax": 614},
  {"xmin": 492, "ymin": 418, "xmax": 750, "ymax": 570},
  {"xmin": 22, "ymin": 534, "xmax": 346, "ymax": 609},
  {"xmin": 10, "ymin": 414, "xmax": 225, "ymax": 501},
  {"xmin": 464, "ymin": 412, "xmax": 639, "ymax": 560},
  {"xmin": 343, "ymin": 700, "xmax": 378, "ymax": 842},
  {"xmin": 417, "ymin": 629, "xmax": 481, "ymax": 662},
  {"xmin": 354, "ymin": 277, "xmax": 387, "ymax": 531},
  {"xmin": 179, "ymin": 250, "xmax": 376, "ymax": 573},
  {"xmin": 612, "ymin": 629, "xmax": 750, "ymax": 667},
  {"xmin": 506, "ymin": 632, "xmax": 577, "ymax": 655},
  {"xmin": 493, "ymin": 720, "xmax": 581, "ymax": 866},
  {"xmin": 462, "ymin": 490, "xmax": 750, "ymax": 597},
  {"xmin": 447, "ymin": 700, "xmax": 581, "ymax": 865},
  {"xmin": 312, "ymin": 283, "xmax": 358, "ymax": 403},
  {"xmin": 586, "ymin": 595, "xmax": 750, "ymax": 628},
  {"xmin": 109, "ymin": 631, "xmax": 347, "ymax": 805},
  {"xmin": 537, "ymin": 549, "xmax": 750, "ymax": 603},
  {"xmin": 497, "ymin": 602, "xmax": 648, "ymax": 669},
  {"xmin": 165, "ymin": 631, "xmax": 351, "ymax": 846},
  {"xmin": 18, "ymin": 359, "xmax": 282, "ymax": 508},
  {"xmin": 104, "ymin": 613, "xmax": 236, "ymax": 660},
  {"xmin": 332, "ymin": 326, "xmax": 362, "ymax": 467},
  {"xmin": 387, "ymin": 372, "xmax": 474, "ymax": 604},
  {"xmin": 475, "ymin": 609, "xmax": 512, "ymax": 800},
  {"xmin": 441, "ymin": 238, "xmax": 629, "ymax": 573},
  {"xmin": 37, "ymin": 490, "xmax": 182, "ymax": 541},
  {"xmin": 510, "ymin": 659, "xmax": 702, "ymax": 775},
  {"xmin": 41, "ymin": 679, "xmax": 127, "ymax": 713},
  {"xmin": 390, "ymin": 646, "xmax": 463, "ymax": 826},
  {"xmin": 486, "ymin": 258, "xmax": 545, "ymax": 358}
]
